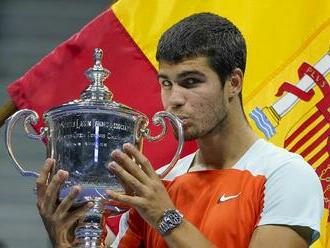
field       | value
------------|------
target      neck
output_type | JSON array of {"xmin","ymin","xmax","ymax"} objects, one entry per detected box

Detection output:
[{"xmin": 192, "ymin": 109, "xmax": 259, "ymax": 171}]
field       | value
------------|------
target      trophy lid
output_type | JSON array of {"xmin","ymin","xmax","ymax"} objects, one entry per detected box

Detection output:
[
  {"xmin": 44, "ymin": 48, "xmax": 147, "ymax": 120},
  {"xmin": 80, "ymin": 47, "xmax": 113, "ymax": 102}
]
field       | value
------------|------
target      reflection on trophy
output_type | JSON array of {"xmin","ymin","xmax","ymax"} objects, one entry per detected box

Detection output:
[{"xmin": 5, "ymin": 48, "xmax": 184, "ymax": 248}]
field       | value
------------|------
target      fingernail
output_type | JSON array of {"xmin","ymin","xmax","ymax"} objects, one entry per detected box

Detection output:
[
  {"xmin": 71, "ymin": 185, "xmax": 81, "ymax": 194},
  {"xmin": 111, "ymin": 149, "xmax": 121, "ymax": 158},
  {"xmin": 57, "ymin": 170, "xmax": 69, "ymax": 181},
  {"xmin": 46, "ymin": 158, "xmax": 54, "ymax": 164},
  {"xmin": 123, "ymin": 143, "xmax": 131, "ymax": 148},
  {"xmin": 106, "ymin": 190, "xmax": 114, "ymax": 197},
  {"xmin": 108, "ymin": 162, "xmax": 118, "ymax": 170},
  {"xmin": 126, "ymin": 143, "xmax": 136, "ymax": 152}
]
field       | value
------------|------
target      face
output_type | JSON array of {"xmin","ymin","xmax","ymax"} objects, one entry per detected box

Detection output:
[{"xmin": 158, "ymin": 57, "xmax": 230, "ymax": 140}]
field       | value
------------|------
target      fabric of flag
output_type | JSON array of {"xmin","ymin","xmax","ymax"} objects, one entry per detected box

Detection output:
[{"xmin": 7, "ymin": 0, "xmax": 330, "ymax": 246}]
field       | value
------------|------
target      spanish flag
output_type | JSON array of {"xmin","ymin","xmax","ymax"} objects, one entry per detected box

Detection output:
[{"xmin": 7, "ymin": 0, "xmax": 330, "ymax": 246}]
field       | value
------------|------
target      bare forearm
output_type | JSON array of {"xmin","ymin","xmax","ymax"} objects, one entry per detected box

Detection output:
[{"xmin": 163, "ymin": 220, "xmax": 216, "ymax": 248}]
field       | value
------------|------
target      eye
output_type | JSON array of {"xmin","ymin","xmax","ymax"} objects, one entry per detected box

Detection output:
[
  {"xmin": 180, "ymin": 78, "xmax": 201, "ymax": 88},
  {"xmin": 160, "ymin": 80, "xmax": 172, "ymax": 88}
]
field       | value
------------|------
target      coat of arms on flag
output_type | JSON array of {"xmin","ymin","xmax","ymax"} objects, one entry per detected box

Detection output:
[{"xmin": 250, "ymin": 50, "xmax": 330, "ymax": 208}]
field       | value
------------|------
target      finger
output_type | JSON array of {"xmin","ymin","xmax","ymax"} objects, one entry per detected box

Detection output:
[
  {"xmin": 108, "ymin": 162, "xmax": 147, "ymax": 196},
  {"xmin": 43, "ymin": 170, "xmax": 68, "ymax": 214},
  {"xmin": 122, "ymin": 143, "xmax": 157, "ymax": 178},
  {"xmin": 112, "ymin": 170, "xmax": 135, "ymax": 196},
  {"xmin": 55, "ymin": 185, "xmax": 81, "ymax": 218},
  {"xmin": 63, "ymin": 201, "xmax": 94, "ymax": 228},
  {"xmin": 106, "ymin": 189, "xmax": 142, "ymax": 208},
  {"xmin": 36, "ymin": 158, "xmax": 55, "ymax": 199},
  {"xmin": 111, "ymin": 149, "xmax": 149, "ymax": 184}
]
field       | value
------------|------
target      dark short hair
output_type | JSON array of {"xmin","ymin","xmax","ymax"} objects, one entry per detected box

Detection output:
[{"xmin": 156, "ymin": 12, "xmax": 246, "ymax": 85}]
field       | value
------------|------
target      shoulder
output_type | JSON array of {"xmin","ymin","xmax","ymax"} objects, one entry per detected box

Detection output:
[
  {"xmin": 240, "ymin": 140, "xmax": 323, "ymax": 209},
  {"xmin": 236, "ymin": 139, "xmax": 315, "ymax": 178}
]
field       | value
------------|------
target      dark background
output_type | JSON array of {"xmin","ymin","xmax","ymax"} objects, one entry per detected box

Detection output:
[{"xmin": 0, "ymin": 1, "xmax": 111, "ymax": 247}]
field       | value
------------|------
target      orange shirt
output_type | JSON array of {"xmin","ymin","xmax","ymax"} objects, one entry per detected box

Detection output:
[{"xmin": 118, "ymin": 169, "xmax": 266, "ymax": 248}]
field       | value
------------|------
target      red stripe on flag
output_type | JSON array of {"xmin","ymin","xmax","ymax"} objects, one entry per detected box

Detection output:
[
  {"xmin": 308, "ymin": 145, "xmax": 328, "ymax": 165},
  {"xmin": 289, "ymin": 118, "xmax": 327, "ymax": 153},
  {"xmin": 300, "ymin": 129, "xmax": 330, "ymax": 158},
  {"xmin": 284, "ymin": 110, "xmax": 321, "ymax": 147},
  {"xmin": 8, "ymin": 10, "xmax": 160, "ymax": 119}
]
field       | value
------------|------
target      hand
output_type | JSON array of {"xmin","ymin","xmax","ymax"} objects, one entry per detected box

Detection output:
[
  {"xmin": 107, "ymin": 143, "xmax": 175, "ymax": 228},
  {"xmin": 36, "ymin": 159, "xmax": 93, "ymax": 247}
]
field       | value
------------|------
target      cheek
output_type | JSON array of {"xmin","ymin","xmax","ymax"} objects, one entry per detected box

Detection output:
[
  {"xmin": 190, "ymin": 101, "xmax": 214, "ymax": 126},
  {"xmin": 190, "ymin": 92, "xmax": 219, "ymax": 111},
  {"xmin": 191, "ymin": 95, "xmax": 225, "ymax": 125},
  {"xmin": 191, "ymin": 102, "xmax": 206, "ymax": 113},
  {"xmin": 160, "ymin": 92, "xmax": 168, "ymax": 109}
]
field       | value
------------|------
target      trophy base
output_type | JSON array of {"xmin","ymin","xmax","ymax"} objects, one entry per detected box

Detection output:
[
  {"xmin": 59, "ymin": 182, "xmax": 130, "ymax": 246},
  {"xmin": 73, "ymin": 196, "xmax": 129, "ymax": 248},
  {"xmin": 73, "ymin": 239, "xmax": 102, "ymax": 248}
]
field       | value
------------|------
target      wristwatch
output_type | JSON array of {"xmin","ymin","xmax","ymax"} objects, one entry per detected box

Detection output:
[{"xmin": 157, "ymin": 209, "xmax": 184, "ymax": 236}]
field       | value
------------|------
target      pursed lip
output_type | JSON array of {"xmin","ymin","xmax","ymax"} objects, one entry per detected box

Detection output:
[{"xmin": 174, "ymin": 114, "xmax": 190, "ymax": 125}]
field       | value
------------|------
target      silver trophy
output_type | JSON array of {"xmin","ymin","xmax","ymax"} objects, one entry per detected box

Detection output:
[{"xmin": 5, "ymin": 48, "xmax": 184, "ymax": 247}]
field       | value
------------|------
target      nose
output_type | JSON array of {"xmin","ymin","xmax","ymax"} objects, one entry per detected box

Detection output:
[{"xmin": 163, "ymin": 85, "xmax": 186, "ymax": 110}]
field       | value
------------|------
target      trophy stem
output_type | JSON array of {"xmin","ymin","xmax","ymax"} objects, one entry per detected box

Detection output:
[{"xmin": 73, "ymin": 197, "xmax": 105, "ymax": 248}]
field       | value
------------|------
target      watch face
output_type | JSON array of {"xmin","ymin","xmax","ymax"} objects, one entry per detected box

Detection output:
[
  {"xmin": 169, "ymin": 212, "xmax": 182, "ymax": 224},
  {"xmin": 165, "ymin": 210, "xmax": 182, "ymax": 225},
  {"xmin": 158, "ymin": 209, "xmax": 183, "ymax": 235}
]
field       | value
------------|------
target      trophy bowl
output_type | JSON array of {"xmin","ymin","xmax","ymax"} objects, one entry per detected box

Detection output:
[{"xmin": 5, "ymin": 48, "xmax": 184, "ymax": 247}]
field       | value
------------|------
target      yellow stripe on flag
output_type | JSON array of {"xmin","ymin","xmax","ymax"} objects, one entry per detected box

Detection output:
[{"xmin": 112, "ymin": 0, "xmax": 330, "ymax": 101}]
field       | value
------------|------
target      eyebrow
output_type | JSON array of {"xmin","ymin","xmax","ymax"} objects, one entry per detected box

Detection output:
[
  {"xmin": 157, "ymin": 73, "xmax": 168, "ymax": 80},
  {"xmin": 157, "ymin": 70, "xmax": 205, "ymax": 80},
  {"xmin": 177, "ymin": 70, "xmax": 205, "ymax": 79}
]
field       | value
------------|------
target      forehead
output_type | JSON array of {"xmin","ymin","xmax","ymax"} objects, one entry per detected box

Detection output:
[{"xmin": 158, "ymin": 57, "xmax": 214, "ymax": 77}]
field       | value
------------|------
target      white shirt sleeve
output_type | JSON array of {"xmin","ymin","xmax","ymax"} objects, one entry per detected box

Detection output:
[
  {"xmin": 257, "ymin": 156, "xmax": 324, "ymax": 244},
  {"xmin": 110, "ymin": 212, "xmax": 129, "ymax": 248}
]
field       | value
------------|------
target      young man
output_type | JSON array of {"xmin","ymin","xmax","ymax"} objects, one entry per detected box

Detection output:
[{"xmin": 36, "ymin": 13, "xmax": 323, "ymax": 247}]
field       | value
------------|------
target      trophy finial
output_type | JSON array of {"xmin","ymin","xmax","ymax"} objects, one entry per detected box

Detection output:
[
  {"xmin": 94, "ymin": 48, "xmax": 103, "ymax": 67},
  {"xmin": 81, "ymin": 48, "xmax": 113, "ymax": 102}
]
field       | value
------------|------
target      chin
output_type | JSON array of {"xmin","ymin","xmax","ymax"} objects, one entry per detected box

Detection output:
[
  {"xmin": 172, "ymin": 127, "xmax": 198, "ymax": 141},
  {"xmin": 183, "ymin": 135, "xmax": 198, "ymax": 141}
]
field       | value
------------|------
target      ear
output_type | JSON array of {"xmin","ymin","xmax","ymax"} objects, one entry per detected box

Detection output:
[{"xmin": 228, "ymin": 68, "xmax": 243, "ymax": 97}]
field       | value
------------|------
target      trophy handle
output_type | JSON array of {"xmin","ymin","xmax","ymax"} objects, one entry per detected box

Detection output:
[
  {"xmin": 5, "ymin": 109, "xmax": 46, "ymax": 178},
  {"xmin": 140, "ymin": 111, "xmax": 184, "ymax": 178}
]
